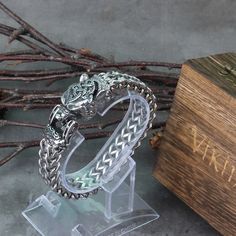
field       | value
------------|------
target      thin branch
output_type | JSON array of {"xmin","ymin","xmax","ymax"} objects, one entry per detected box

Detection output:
[
  {"xmin": 0, "ymin": 119, "xmax": 44, "ymax": 129},
  {"xmin": 0, "ymin": 54, "xmax": 90, "ymax": 67},
  {"xmin": 0, "ymin": 2, "xmax": 68, "ymax": 57},
  {"xmin": 0, "ymin": 118, "xmax": 166, "ymax": 167},
  {"xmin": 0, "ymin": 27, "xmax": 51, "ymax": 53},
  {"xmin": 0, "ymin": 88, "xmax": 61, "ymax": 95},
  {"xmin": 0, "ymin": 140, "xmax": 40, "ymax": 166},
  {"xmin": 95, "ymin": 61, "xmax": 182, "ymax": 69},
  {"xmin": 0, "ymin": 145, "xmax": 25, "ymax": 166},
  {"xmin": 0, "ymin": 49, "xmax": 42, "ymax": 57},
  {"xmin": 0, "ymin": 67, "xmax": 73, "ymax": 76},
  {"xmin": 0, "ymin": 2, "xmax": 182, "ymax": 168},
  {"xmin": 0, "ymin": 117, "xmax": 122, "ymax": 131},
  {"xmin": 8, "ymin": 26, "xmax": 26, "ymax": 44},
  {"xmin": 151, "ymin": 121, "xmax": 166, "ymax": 129},
  {"xmin": 83, "ymin": 131, "xmax": 113, "ymax": 139},
  {"xmin": 0, "ymin": 130, "xmax": 112, "ymax": 166},
  {"xmin": 157, "ymin": 103, "xmax": 172, "ymax": 110},
  {"xmin": 0, "ymin": 103, "xmax": 56, "ymax": 110},
  {"xmin": 21, "ymin": 93, "xmax": 61, "ymax": 102}
]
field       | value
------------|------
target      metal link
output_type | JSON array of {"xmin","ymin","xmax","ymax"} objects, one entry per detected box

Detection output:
[{"xmin": 38, "ymin": 72, "xmax": 157, "ymax": 199}]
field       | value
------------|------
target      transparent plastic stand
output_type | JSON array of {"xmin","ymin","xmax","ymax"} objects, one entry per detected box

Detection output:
[{"xmin": 22, "ymin": 91, "xmax": 159, "ymax": 235}]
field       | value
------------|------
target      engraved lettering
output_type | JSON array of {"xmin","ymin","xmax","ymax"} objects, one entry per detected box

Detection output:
[
  {"xmin": 221, "ymin": 156, "xmax": 229, "ymax": 177},
  {"xmin": 228, "ymin": 166, "xmax": 235, "ymax": 183},
  {"xmin": 190, "ymin": 125, "xmax": 235, "ymax": 190},
  {"xmin": 191, "ymin": 125, "xmax": 207, "ymax": 153},
  {"xmin": 209, "ymin": 148, "xmax": 220, "ymax": 172},
  {"xmin": 202, "ymin": 143, "xmax": 210, "ymax": 161}
]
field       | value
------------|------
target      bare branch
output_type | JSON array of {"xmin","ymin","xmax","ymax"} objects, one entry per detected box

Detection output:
[
  {"xmin": 0, "ymin": 2, "xmax": 68, "ymax": 57},
  {"xmin": 0, "ymin": 119, "xmax": 45, "ymax": 129},
  {"xmin": 0, "ymin": 3, "xmax": 182, "ymax": 167}
]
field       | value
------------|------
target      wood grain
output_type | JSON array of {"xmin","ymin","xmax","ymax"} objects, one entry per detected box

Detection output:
[{"xmin": 154, "ymin": 53, "xmax": 236, "ymax": 236}]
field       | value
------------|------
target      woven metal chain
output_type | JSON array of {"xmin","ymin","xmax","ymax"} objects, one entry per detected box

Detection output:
[
  {"xmin": 70, "ymin": 91, "xmax": 151, "ymax": 189},
  {"xmin": 38, "ymin": 80, "xmax": 157, "ymax": 199}
]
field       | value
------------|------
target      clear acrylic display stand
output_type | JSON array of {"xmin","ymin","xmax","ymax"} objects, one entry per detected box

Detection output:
[{"xmin": 22, "ymin": 91, "xmax": 159, "ymax": 236}]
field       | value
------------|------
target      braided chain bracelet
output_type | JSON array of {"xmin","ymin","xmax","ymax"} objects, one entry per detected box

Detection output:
[{"xmin": 39, "ymin": 71, "xmax": 157, "ymax": 199}]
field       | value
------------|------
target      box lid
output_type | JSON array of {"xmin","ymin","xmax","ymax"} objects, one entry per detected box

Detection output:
[{"xmin": 186, "ymin": 52, "xmax": 236, "ymax": 97}]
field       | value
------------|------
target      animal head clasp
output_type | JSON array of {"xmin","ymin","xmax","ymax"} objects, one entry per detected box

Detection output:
[{"xmin": 61, "ymin": 73, "xmax": 98, "ymax": 118}]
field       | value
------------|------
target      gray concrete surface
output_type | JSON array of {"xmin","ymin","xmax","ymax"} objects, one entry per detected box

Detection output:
[{"xmin": 0, "ymin": 0, "xmax": 235, "ymax": 235}]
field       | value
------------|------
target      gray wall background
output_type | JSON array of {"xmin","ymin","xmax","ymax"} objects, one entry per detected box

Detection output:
[
  {"xmin": 0, "ymin": 1, "xmax": 235, "ymax": 236},
  {"xmin": 0, "ymin": 0, "xmax": 235, "ymax": 63}
]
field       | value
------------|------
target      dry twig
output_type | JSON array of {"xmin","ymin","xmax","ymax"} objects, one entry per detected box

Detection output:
[{"xmin": 0, "ymin": 2, "xmax": 182, "ymax": 166}]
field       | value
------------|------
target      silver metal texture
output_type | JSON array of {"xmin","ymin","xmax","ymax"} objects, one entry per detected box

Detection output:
[{"xmin": 38, "ymin": 71, "xmax": 157, "ymax": 199}]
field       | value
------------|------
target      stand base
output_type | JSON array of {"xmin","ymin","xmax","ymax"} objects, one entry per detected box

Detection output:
[
  {"xmin": 23, "ymin": 158, "xmax": 159, "ymax": 235},
  {"xmin": 22, "ymin": 187, "xmax": 159, "ymax": 236}
]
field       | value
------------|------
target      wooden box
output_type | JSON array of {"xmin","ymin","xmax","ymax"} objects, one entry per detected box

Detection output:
[{"xmin": 153, "ymin": 53, "xmax": 236, "ymax": 236}]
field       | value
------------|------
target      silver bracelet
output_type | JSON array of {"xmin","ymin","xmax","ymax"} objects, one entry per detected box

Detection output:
[{"xmin": 39, "ymin": 71, "xmax": 157, "ymax": 199}]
